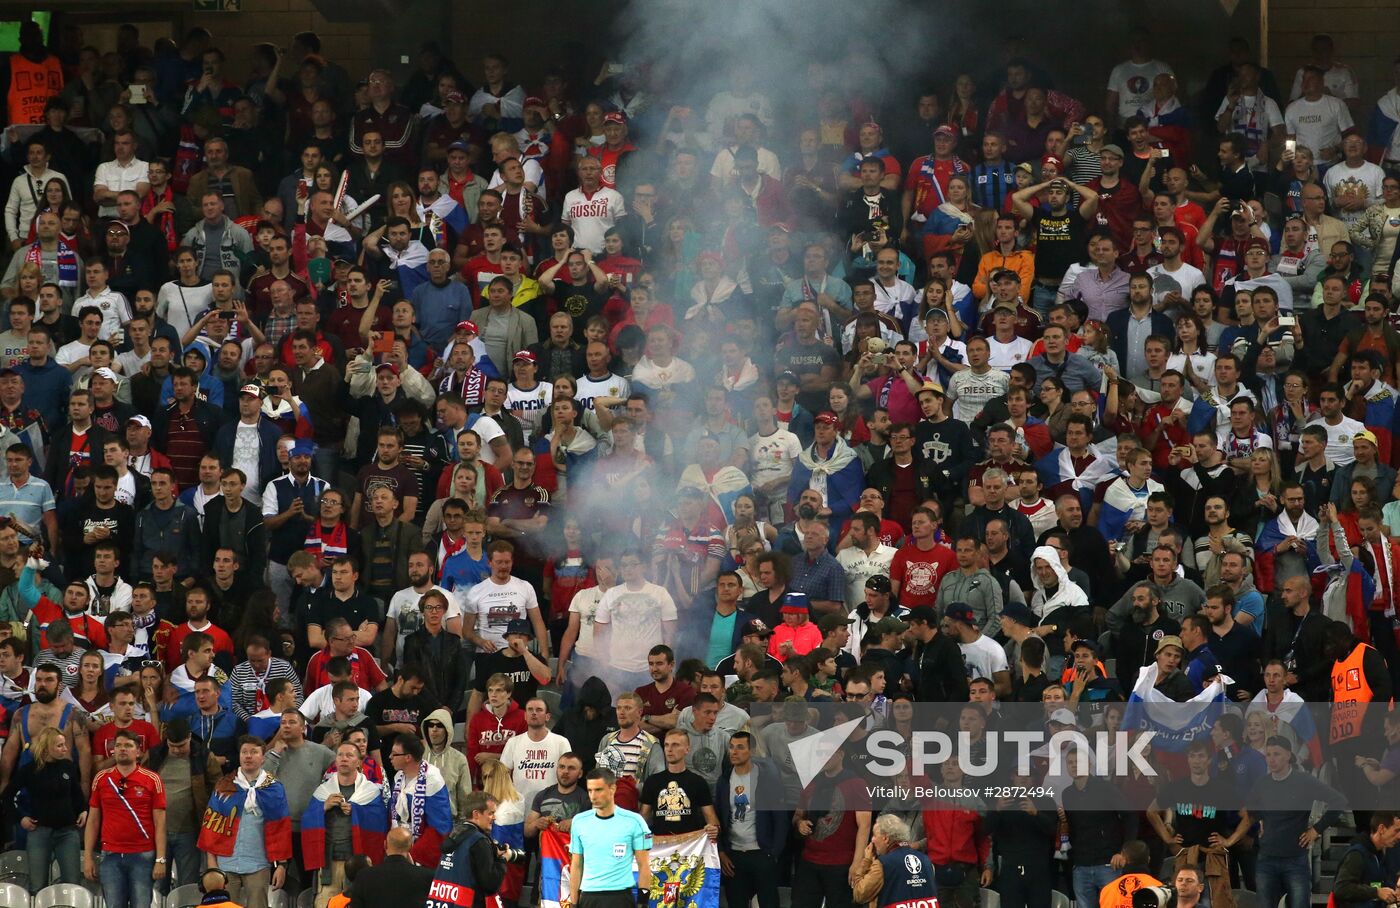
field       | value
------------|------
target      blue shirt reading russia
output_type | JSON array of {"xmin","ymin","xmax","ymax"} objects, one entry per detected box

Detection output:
[{"xmin": 570, "ymin": 806, "xmax": 652, "ymax": 891}]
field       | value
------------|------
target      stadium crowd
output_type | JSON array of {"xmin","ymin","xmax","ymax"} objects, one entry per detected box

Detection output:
[{"xmin": 4, "ymin": 14, "xmax": 1400, "ymax": 908}]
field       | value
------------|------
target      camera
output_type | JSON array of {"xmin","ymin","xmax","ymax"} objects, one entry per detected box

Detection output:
[
  {"xmin": 494, "ymin": 842, "xmax": 526, "ymax": 863},
  {"xmin": 1133, "ymin": 886, "xmax": 1177, "ymax": 908}
]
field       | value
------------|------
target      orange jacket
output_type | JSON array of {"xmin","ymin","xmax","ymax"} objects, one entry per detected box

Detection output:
[{"xmin": 972, "ymin": 248, "xmax": 1035, "ymax": 303}]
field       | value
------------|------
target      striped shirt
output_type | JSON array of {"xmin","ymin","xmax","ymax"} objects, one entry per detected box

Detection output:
[
  {"xmin": 228, "ymin": 656, "xmax": 304, "ymax": 722},
  {"xmin": 0, "ymin": 475, "xmax": 55, "ymax": 542},
  {"xmin": 971, "ymin": 161, "xmax": 1016, "ymax": 211}
]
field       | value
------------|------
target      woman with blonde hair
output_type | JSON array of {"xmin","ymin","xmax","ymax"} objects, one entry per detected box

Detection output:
[
  {"xmin": 11, "ymin": 726, "xmax": 86, "ymax": 890},
  {"xmin": 1236, "ymin": 448, "xmax": 1284, "ymax": 538},
  {"xmin": 480, "ymin": 758, "xmax": 527, "ymax": 902},
  {"xmin": 422, "ymin": 462, "xmax": 479, "ymax": 540}
]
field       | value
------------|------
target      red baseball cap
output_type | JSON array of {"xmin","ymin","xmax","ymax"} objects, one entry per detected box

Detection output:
[
  {"xmin": 374, "ymin": 362, "xmax": 399, "ymax": 376},
  {"xmin": 933, "ymin": 125, "xmax": 957, "ymax": 139},
  {"xmin": 1041, "ymin": 154, "xmax": 1064, "ymax": 170},
  {"xmin": 603, "ymin": 111, "xmax": 627, "ymax": 125},
  {"xmin": 814, "ymin": 411, "xmax": 841, "ymax": 426},
  {"xmin": 455, "ymin": 320, "xmax": 479, "ymax": 335},
  {"xmin": 512, "ymin": 350, "xmax": 538, "ymax": 364}
]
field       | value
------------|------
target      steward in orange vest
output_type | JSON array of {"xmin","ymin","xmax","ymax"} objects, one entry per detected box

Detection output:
[{"xmin": 4, "ymin": 22, "xmax": 64, "ymax": 125}]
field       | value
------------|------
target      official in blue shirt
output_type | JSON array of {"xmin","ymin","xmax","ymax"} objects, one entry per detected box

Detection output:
[{"xmin": 569, "ymin": 768, "xmax": 653, "ymax": 908}]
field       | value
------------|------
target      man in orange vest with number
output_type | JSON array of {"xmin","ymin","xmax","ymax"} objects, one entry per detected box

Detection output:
[
  {"xmin": 1326, "ymin": 620, "xmax": 1392, "ymax": 832},
  {"xmin": 3, "ymin": 21, "xmax": 64, "ymax": 127},
  {"xmin": 1098, "ymin": 840, "xmax": 1164, "ymax": 908}
]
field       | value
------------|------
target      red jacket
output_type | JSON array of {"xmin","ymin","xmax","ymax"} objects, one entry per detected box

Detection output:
[
  {"xmin": 466, "ymin": 703, "xmax": 526, "ymax": 783},
  {"xmin": 922, "ymin": 802, "xmax": 991, "ymax": 868}
]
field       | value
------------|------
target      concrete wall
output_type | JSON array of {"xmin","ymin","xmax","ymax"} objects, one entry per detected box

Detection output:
[
  {"xmin": 1267, "ymin": 0, "xmax": 1399, "ymax": 107},
  {"xmin": 49, "ymin": 0, "xmax": 1394, "ymax": 125},
  {"xmin": 184, "ymin": 0, "xmax": 376, "ymax": 82}
]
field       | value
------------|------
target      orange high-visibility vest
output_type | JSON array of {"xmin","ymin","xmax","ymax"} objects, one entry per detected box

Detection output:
[
  {"xmin": 1330, "ymin": 642, "xmax": 1375, "ymax": 744},
  {"xmin": 7, "ymin": 54, "xmax": 64, "ymax": 125}
]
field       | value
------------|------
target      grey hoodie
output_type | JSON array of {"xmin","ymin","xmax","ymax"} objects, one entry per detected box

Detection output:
[
  {"xmin": 1107, "ymin": 575, "xmax": 1206, "ymax": 632},
  {"xmin": 935, "ymin": 567, "xmax": 1004, "ymax": 637}
]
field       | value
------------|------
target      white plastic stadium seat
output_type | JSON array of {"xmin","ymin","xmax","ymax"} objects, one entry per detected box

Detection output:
[
  {"xmin": 32, "ymin": 883, "xmax": 94, "ymax": 908},
  {"xmin": 1051, "ymin": 891, "xmax": 1073, "ymax": 908},
  {"xmin": 0, "ymin": 849, "xmax": 30, "ymax": 886},
  {"xmin": 165, "ymin": 883, "xmax": 204, "ymax": 908},
  {"xmin": 0, "ymin": 879, "xmax": 31, "ymax": 908}
]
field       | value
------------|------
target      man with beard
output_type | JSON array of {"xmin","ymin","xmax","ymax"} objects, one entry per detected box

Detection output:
[
  {"xmin": 1107, "ymin": 545, "xmax": 1206, "ymax": 632},
  {"xmin": 1111, "ymin": 583, "xmax": 1181, "ymax": 696},
  {"xmin": 1262, "ymin": 574, "xmax": 1332, "ymax": 702},
  {"xmin": 1175, "ymin": 431, "xmax": 1238, "ymax": 540},
  {"xmin": 0, "ymin": 661, "xmax": 92, "ymax": 793},
  {"xmin": 383, "ymin": 551, "xmax": 459, "ymax": 667}
]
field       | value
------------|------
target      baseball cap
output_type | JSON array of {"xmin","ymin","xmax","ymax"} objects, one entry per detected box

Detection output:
[
  {"xmin": 741, "ymin": 619, "xmax": 773, "ymax": 638},
  {"xmin": 1015, "ymin": 161, "xmax": 1033, "ymax": 174},
  {"xmin": 814, "ymin": 411, "xmax": 841, "ymax": 426},
  {"xmin": 0, "ymin": 368, "xmax": 17, "ymax": 379},
  {"xmin": 1355, "ymin": 429, "xmax": 1379, "ymax": 447},
  {"xmin": 289, "ymin": 440, "xmax": 316, "ymax": 457},
  {"xmin": 505, "ymin": 618, "xmax": 533, "ymax": 638},
  {"xmin": 1049, "ymin": 708, "xmax": 1079, "ymax": 726},
  {"xmin": 374, "ymin": 362, "xmax": 399, "ymax": 376},
  {"xmin": 768, "ymin": 222, "xmax": 791, "ymax": 234},
  {"xmin": 455, "ymin": 320, "xmax": 479, "ymax": 335},
  {"xmin": 1243, "ymin": 237, "xmax": 1270, "ymax": 254},
  {"xmin": 239, "ymin": 383, "xmax": 265, "ymax": 398},
  {"xmin": 1070, "ymin": 637, "xmax": 1098, "ymax": 655},
  {"xmin": 916, "ymin": 380, "xmax": 945, "ymax": 398},
  {"xmin": 1001, "ymin": 602, "xmax": 1038, "ymax": 629},
  {"xmin": 818, "ymin": 613, "xmax": 855, "ymax": 634},
  {"xmin": 523, "ymin": 95, "xmax": 546, "ymax": 109},
  {"xmin": 991, "ymin": 268, "xmax": 1020, "ymax": 284},
  {"xmin": 603, "ymin": 111, "xmax": 627, "ymax": 125},
  {"xmin": 775, "ymin": 370, "xmax": 799, "ymax": 385},
  {"xmin": 780, "ymin": 591, "xmax": 811, "ymax": 614},
  {"xmin": 104, "ymin": 220, "xmax": 130, "ymax": 235},
  {"xmin": 512, "ymin": 350, "xmax": 538, "ymax": 364},
  {"xmin": 1099, "ymin": 143, "xmax": 1125, "ymax": 159},
  {"xmin": 923, "ymin": 307, "xmax": 949, "ymax": 322},
  {"xmin": 1041, "ymin": 154, "xmax": 1064, "ymax": 170},
  {"xmin": 943, "ymin": 602, "xmax": 976, "ymax": 626},
  {"xmin": 447, "ymin": 140, "xmax": 472, "ymax": 154},
  {"xmin": 865, "ymin": 574, "xmax": 892, "ymax": 593},
  {"xmin": 1155, "ymin": 635, "xmax": 1185, "ymax": 655},
  {"xmin": 906, "ymin": 605, "xmax": 939, "ymax": 625},
  {"xmin": 933, "ymin": 124, "xmax": 957, "ymax": 139},
  {"xmin": 127, "ymin": 415, "xmax": 152, "ymax": 429},
  {"xmin": 870, "ymin": 616, "xmax": 909, "ymax": 636},
  {"xmin": 443, "ymin": 91, "xmax": 466, "ymax": 105},
  {"xmin": 92, "ymin": 367, "xmax": 119, "ymax": 382}
]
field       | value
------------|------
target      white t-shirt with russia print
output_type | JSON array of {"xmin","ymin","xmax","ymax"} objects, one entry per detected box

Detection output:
[
  {"xmin": 464, "ymin": 575, "xmax": 539, "ymax": 652},
  {"xmin": 593, "ymin": 581, "xmax": 676, "ymax": 673},
  {"xmin": 560, "ymin": 186, "xmax": 625, "ymax": 254},
  {"xmin": 749, "ymin": 428, "xmax": 803, "ymax": 489}
]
